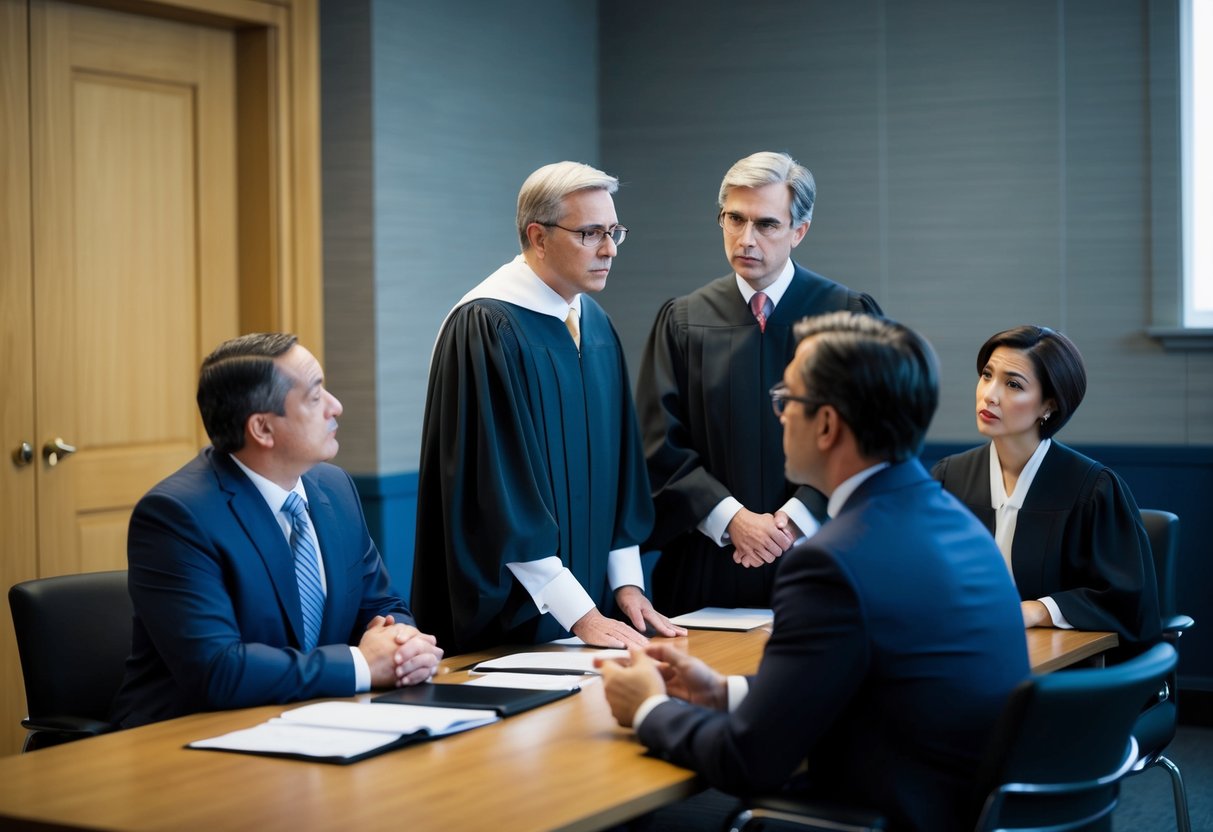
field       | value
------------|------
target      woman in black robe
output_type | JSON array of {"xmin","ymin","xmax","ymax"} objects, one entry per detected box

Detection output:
[{"xmin": 931, "ymin": 326, "xmax": 1161, "ymax": 646}]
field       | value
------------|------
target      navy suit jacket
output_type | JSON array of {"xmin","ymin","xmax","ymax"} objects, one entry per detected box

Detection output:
[
  {"xmin": 111, "ymin": 449, "xmax": 413, "ymax": 728},
  {"xmin": 637, "ymin": 461, "xmax": 1030, "ymax": 832}
]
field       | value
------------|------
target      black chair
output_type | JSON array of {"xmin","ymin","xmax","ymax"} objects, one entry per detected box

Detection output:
[
  {"xmin": 8, "ymin": 570, "xmax": 133, "ymax": 751},
  {"xmin": 727, "ymin": 642, "xmax": 1179, "ymax": 832},
  {"xmin": 1131, "ymin": 509, "xmax": 1194, "ymax": 832}
]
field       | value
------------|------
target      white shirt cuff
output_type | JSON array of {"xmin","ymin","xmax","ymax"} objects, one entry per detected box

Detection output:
[
  {"xmin": 506, "ymin": 558, "xmax": 595, "ymax": 632},
  {"xmin": 778, "ymin": 497, "xmax": 820, "ymax": 543},
  {"xmin": 1039, "ymin": 596, "xmax": 1073, "ymax": 629},
  {"xmin": 726, "ymin": 675, "xmax": 749, "ymax": 712},
  {"xmin": 632, "ymin": 693, "xmax": 671, "ymax": 731},
  {"xmin": 350, "ymin": 646, "xmax": 371, "ymax": 692},
  {"xmin": 607, "ymin": 545, "xmax": 643, "ymax": 591},
  {"xmin": 697, "ymin": 496, "xmax": 744, "ymax": 546}
]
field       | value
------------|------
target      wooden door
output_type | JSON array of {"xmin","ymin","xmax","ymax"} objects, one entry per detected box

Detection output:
[{"xmin": 30, "ymin": 0, "xmax": 239, "ymax": 576}]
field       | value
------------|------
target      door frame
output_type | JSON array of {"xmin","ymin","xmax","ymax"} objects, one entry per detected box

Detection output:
[{"xmin": 0, "ymin": 0, "xmax": 323, "ymax": 754}]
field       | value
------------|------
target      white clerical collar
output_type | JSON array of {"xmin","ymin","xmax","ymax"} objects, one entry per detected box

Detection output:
[
  {"xmin": 735, "ymin": 259, "xmax": 795, "ymax": 308},
  {"xmin": 229, "ymin": 454, "xmax": 307, "ymax": 514},
  {"xmin": 459, "ymin": 254, "xmax": 581, "ymax": 321},
  {"xmin": 988, "ymin": 438, "xmax": 1051, "ymax": 510},
  {"xmin": 827, "ymin": 462, "xmax": 891, "ymax": 518}
]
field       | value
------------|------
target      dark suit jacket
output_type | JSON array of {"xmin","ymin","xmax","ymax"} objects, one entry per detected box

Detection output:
[
  {"xmin": 111, "ymin": 449, "xmax": 413, "ymax": 728},
  {"xmin": 932, "ymin": 441, "xmax": 1161, "ymax": 644},
  {"xmin": 637, "ymin": 461, "xmax": 1030, "ymax": 832}
]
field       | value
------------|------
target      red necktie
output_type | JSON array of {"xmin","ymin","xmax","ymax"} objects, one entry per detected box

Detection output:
[{"xmin": 749, "ymin": 291, "xmax": 772, "ymax": 333}]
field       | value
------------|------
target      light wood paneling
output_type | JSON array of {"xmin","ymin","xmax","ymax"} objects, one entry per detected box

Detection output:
[
  {"xmin": 30, "ymin": 1, "xmax": 239, "ymax": 579},
  {"xmin": 1, "ymin": 0, "xmax": 324, "ymax": 758},
  {"xmin": 0, "ymin": 0, "xmax": 41, "ymax": 763}
]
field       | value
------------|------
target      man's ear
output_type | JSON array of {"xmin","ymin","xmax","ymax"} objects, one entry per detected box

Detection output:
[
  {"xmin": 245, "ymin": 413, "xmax": 274, "ymax": 450},
  {"xmin": 790, "ymin": 220, "xmax": 810, "ymax": 249},
  {"xmin": 525, "ymin": 222, "xmax": 548, "ymax": 257},
  {"xmin": 816, "ymin": 404, "xmax": 841, "ymax": 450}
]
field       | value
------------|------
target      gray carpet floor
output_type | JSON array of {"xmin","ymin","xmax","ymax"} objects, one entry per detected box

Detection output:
[{"xmin": 1115, "ymin": 725, "xmax": 1212, "ymax": 831}]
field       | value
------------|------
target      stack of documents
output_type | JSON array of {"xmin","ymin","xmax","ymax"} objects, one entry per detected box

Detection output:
[
  {"xmin": 667, "ymin": 607, "xmax": 774, "ymax": 630},
  {"xmin": 189, "ymin": 701, "xmax": 497, "ymax": 764}
]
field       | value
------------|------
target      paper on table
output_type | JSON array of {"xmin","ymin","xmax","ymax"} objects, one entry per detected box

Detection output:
[
  {"xmin": 189, "ymin": 701, "xmax": 498, "ymax": 761},
  {"xmin": 463, "ymin": 672, "xmax": 597, "ymax": 691},
  {"xmin": 471, "ymin": 649, "xmax": 629, "ymax": 675},
  {"xmin": 667, "ymin": 607, "xmax": 773, "ymax": 630},
  {"xmin": 279, "ymin": 701, "xmax": 497, "ymax": 733}
]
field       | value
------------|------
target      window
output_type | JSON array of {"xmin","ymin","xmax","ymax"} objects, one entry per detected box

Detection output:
[{"xmin": 1182, "ymin": 0, "xmax": 1212, "ymax": 327}]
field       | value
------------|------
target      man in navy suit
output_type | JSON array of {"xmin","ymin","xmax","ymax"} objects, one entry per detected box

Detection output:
[
  {"xmin": 601, "ymin": 313, "xmax": 1030, "ymax": 831},
  {"xmin": 112, "ymin": 333, "xmax": 442, "ymax": 728}
]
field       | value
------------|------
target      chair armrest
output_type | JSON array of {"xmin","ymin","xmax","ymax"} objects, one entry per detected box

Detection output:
[
  {"xmin": 728, "ymin": 795, "xmax": 888, "ymax": 832},
  {"xmin": 20, "ymin": 715, "xmax": 116, "ymax": 737},
  {"xmin": 1162, "ymin": 614, "xmax": 1194, "ymax": 636}
]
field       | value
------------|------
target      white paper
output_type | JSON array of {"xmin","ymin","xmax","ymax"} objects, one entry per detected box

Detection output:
[
  {"xmin": 667, "ymin": 607, "xmax": 773, "ymax": 630},
  {"xmin": 191, "ymin": 721, "xmax": 401, "ymax": 759},
  {"xmin": 471, "ymin": 649, "xmax": 629, "ymax": 675},
  {"xmin": 189, "ymin": 701, "xmax": 498, "ymax": 760},
  {"xmin": 463, "ymin": 672, "xmax": 596, "ymax": 691}
]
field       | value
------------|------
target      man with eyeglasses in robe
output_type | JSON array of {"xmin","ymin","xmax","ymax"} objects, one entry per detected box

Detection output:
[
  {"xmin": 635, "ymin": 151, "xmax": 882, "ymax": 615},
  {"xmin": 412, "ymin": 161, "xmax": 686, "ymax": 653}
]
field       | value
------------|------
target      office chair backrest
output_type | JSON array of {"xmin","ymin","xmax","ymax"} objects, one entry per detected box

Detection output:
[
  {"xmin": 1139, "ymin": 508, "xmax": 1179, "ymax": 617},
  {"xmin": 8, "ymin": 570, "xmax": 132, "ymax": 746},
  {"xmin": 973, "ymin": 641, "xmax": 1178, "ymax": 831}
]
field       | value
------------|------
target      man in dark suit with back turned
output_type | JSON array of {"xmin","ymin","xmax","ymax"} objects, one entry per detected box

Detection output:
[
  {"xmin": 636, "ymin": 151, "xmax": 882, "ymax": 615},
  {"xmin": 601, "ymin": 312, "xmax": 1030, "ymax": 832},
  {"xmin": 112, "ymin": 333, "xmax": 443, "ymax": 728}
]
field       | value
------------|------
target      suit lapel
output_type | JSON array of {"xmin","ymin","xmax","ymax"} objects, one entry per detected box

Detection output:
[
  {"xmin": 209, "ymin": 450, "xmax": 308, "ymax": 649},
  {"xmin": 304, "ymin": 471, "xmax": 344, "ymax": 642}
]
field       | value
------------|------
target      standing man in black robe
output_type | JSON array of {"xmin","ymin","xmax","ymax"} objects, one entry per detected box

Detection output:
[
  {"xmin": 412, "ymin": 162, "xmax": 686, "ymax": 654},
  {"xmin": 636, "ymin": 151, "xmax": 883, "ymax": 614}
]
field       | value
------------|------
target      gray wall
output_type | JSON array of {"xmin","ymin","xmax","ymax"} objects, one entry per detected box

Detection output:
[
  {"xmin": 322, "ymin": 0, "xmax": 600, "ymax": 476},
  {"xmin": 597, "ymin": 0, "xmax": 1213, "ymax": 447}
]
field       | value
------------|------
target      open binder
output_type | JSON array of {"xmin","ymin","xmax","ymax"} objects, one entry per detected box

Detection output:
[{"xmin": 188, "ymin": 683, "xmax": 577, "ymax": 765}]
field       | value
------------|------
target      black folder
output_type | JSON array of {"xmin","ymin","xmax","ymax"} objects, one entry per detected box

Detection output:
[{"xmin": 371, "ymin": 682, "xmax": 577, "ymax": 716}]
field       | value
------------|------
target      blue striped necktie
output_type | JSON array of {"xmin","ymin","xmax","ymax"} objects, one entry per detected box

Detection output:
[{"xmin": 281, "ymin": 491, "xmax": 325, "ymax": 651}]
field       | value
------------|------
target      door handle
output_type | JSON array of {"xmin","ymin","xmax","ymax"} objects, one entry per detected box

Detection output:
[
  {"xmin": 11, "ymin": 442, "xmax": 34, "ymax": 467},
  {"xmin": 42, "ymin": 438, "xmax": 77, "ymax": 467}
]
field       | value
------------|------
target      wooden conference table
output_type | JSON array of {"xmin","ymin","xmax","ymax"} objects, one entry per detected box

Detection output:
[{"xmin": 0, "ymin": 627, "xmax": 1116, "ymax": 832}]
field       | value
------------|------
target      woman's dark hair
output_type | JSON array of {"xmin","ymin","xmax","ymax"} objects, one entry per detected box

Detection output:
[
  {"xmin": 976, "ymin": 326, "xmax": 1086, "ymax": 439},
  {"xmin": 196, "ymin": 333, "xmax": 298, "ymax": 453}
]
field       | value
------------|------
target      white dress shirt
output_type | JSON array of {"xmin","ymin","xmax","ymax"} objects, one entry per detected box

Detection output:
[{"xmin": 988, "ymin": 439, "xmax": 1071, "ymax": 628}]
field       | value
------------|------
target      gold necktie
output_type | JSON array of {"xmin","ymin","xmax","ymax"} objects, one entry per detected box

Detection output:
[{"xmin": 565, "ymin": 307, "xmax": 580, "ymax": 350}]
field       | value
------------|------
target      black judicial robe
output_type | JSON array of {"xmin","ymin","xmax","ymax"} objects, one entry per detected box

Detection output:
[
  {"xmin": 932, "ymin": 441, "xmax": 1161, "ymax": 644},
  {"xmin": 411, "ymin": 297, "xmax": 654, "ymax": 654},
  {"xmin": 636, "ymin": 263, "xmax": 881, "ymax": 615}
]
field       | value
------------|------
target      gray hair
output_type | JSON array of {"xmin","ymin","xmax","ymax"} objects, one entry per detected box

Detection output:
[
  {"xmin": 718, "ymin": 151, "xmax": 816, "ymax": 226},
  {"xmin": 517, "ymin": 161, "xmax": 619, "ymax": 250}
]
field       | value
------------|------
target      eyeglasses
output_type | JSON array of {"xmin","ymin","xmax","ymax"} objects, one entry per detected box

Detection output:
[
  {"xmin": 543, "ymin": 223, "xmax": 628, "ymax": 247},
  {"xmin": 769, "ymin": 382, "xmax": 820, "ymax": 417},
  {"xmin": 719, "ymin": 211, "xmax": 787, "ymax": 238}
]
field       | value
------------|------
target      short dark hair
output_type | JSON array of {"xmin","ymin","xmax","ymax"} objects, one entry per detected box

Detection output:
[
  {"xmin": 976, "ymin": 325, "xmax": 1086, "ymax": 439},
  {"xmin": 792, "ymin": 312, "xmax": 939, "ymax": 463},
  {"xmin": 197, "ymin": 333, "xmax": 298, "ymax": 454}
]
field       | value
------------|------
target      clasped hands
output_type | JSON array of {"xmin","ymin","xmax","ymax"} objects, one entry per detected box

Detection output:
[
  {"xmin": 728, "ymin": 508, "xmax": 800, "ymax": 568},
  {"xmin": 595, "ymin": 643, "xmax": 728, "ymax": 728},
  {"xmin": 359, "ymin": 614, "xmax": 444, "ymax": 688}
]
